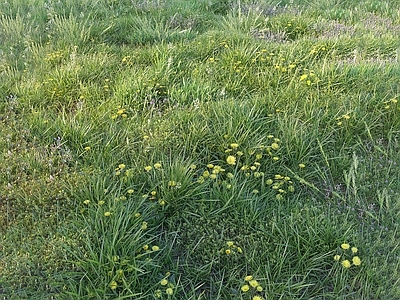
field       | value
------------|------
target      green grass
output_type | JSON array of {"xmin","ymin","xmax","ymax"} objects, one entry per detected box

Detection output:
[{"xmin": 1, "ymin": 0, "xmax": 400, "ymax": 299}]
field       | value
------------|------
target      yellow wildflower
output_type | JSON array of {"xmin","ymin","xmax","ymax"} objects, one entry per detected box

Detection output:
[
  {"xmin": 154, "ymin": 163, "xmax": 162, "ymax": 169},
  {"xmin": 341, "ymin": 243, "xmax": 350, "ymax": 250},
  {"xmin": 226, "ymin": 155, "xmax": 236, "ymax": 165},
  {"xmin": 152, "ymin": 245, "xmax": 160, "ymax": 251},
  {"xmin": 166, "ymin": 288, "xmax": 173, "ymax": 295},
  {"xmin": 241, "ymin": 285, "xmax": 250, "ymax": 292},
  {"xmin": 352, "ymin": 256, "xmax": 361, "ymax": 266},
  {"xmin": 144, "ymin": 165, "xmax": 152, "ymax": 171},
  {"xmin": 104, "ymin": 211, "xmax": 111, "ymax": 217},
  {"xmin": 249, "ymin": 279, "xmax": 259, "ymax": 288},
  {"xmin": 342, "ymin": 260, "xmax": 351, "ymax": 268},
  {"xmin": 299, "ymin": 163, "xmax": 306, "ymax": 168},
  {"xmin": 256, "ymin": 286, "xmax": 263, "ymax": 292},
  {"xmin": 109, "ymin": 281, "xmax": 117, "ymax": 290},
  {"xmin": 160, "ymin": 279, "xmax": 168, "ymax": 286},
  {"xmin": 230, "ymin": 143, "xmax": 239, "ymax": 149},
  {"xmin": 244, "ymin": 275, "xmax": 253, "ymax": 281},
  {"xmin": 118, "ymin": 164, "xmax": 126, "ymax": 169},
  {"xmin": 351, "ymin": 247, "xmax": 358, "ymax": 253},
  {"xmin": 334, "ymin": 255, "xmax": 341, "ymax": 261},
  {"xmin": 271, "ymin": 143, "xmax": 279, "ymax": 150},
  {"xmin": 227, "ymin": 241, "xmax": 234, "ymax": 247},
  {"xmin": 300, "ymin": 74, "xmax": 308, "ymax": 81},
  {"xmin": 141, "ymin": 222, "xmax": 148, "ymax": 230},
  {"xmin": 83, "ymin": 200, "xmax": 90, "ymax": 205}
]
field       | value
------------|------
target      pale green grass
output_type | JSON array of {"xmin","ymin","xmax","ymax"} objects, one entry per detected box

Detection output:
[{"xmin": 1, "ymin": 0, "xmax": 399, "ymax": 299}]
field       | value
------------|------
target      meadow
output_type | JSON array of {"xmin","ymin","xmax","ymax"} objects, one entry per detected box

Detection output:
[{"xmin": 0, "ymin": 0, "xmax": 399, "ymax": 299}]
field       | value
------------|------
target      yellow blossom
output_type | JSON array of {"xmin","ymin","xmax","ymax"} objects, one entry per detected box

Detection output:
[
  {"xmin": 141, "ymin": 222, "xmax": 148, "ymax": 230},
  {"xmin": 341, "ymin": 243, "xmax": 350, "ymax": 250},
  {"xmin": 227, "ymin": 241, "xmax": 234, "ymax": 247},
  {"xmin": 104, "ymin": 211, "xmax": 111, "ymax": 217},
  {"xmin": 160, "ymin": 279, "xmax": 168, "ymax": 286},
  {"xmin": 342, "ymin": 260, "xmax": 351, "ymax": 268},
  {"xmin": 127, "ymin": 189, "xmax": 134, "ymax": 194},
  {"xmin": 244, "ymin": 275, "xmax": 253, "ymax": 281},
  {"xmin": 118, "ymin": 164, "xmax": 126, "ymax": 169},
  {"xmin": 271, "ymin": 143, "xmax": 279, "ymax": 150},
  {"xmin": 84, "ymin": 146, "xmax": 91, "ymax": 151},
  {"xmin": 351, "ymin": 247, "xmax": 358, "ymax": 253},
  {"xmin": 230, "ymin": 143, "xmax": 239, "ymax": 149},
  {"xmin": 155, "ymin": 290, "xmax": 162, "ymax": 298},
  {"xmin": 152, "ymin": 245, "xmax": 160, "ymax": 251},
  {"xmin": 166, "ymin": 287, "xmax": 173, "ymax": 295},
  {"xmin": 109, "ymin": 281, "xmax": 117, "ymax": 290},
  {"xmin": 249, "ymin": 279, "xmax": 259, "ymax": 288},
  {"xmin": 225, "ymin": 249, "xmax": 231, "ymax": 255},
  {"xmin": 300, "ymin": 74, "xmax": 308, "ymax": 81},
  {"xmin": 352, "ymin": 256, "xmax": 361, "ymax": 266},
  {"xmin": 144, "ymin": 165, "xmax": 152, "ymax": 171},
  {"xmin": 207, "ymin": 164, "xmax": 214, "ymax": 169},
  {"xmin": 334, "ymin": 255, "xmax": 341, "ymax": 261},
  {"xmin": 154, "ymin": 163, "xmax": 162, "ymax": 169},
  {"xmin": 83, "ymin": 200, "xmax": 90, "ymax": 205},
  {"xmin": 256, "ymin": 286, "xmax": 263, "ymax": 292},
  {"xmin": 299, "ymin": 163, "xmax": 306, "ymax": 168},
  {"xmin": 226, "ymin": 155, "xmax": 236, "ymax": 165},
  {"xmin": 241, "ymin": 285, "xmax": 250, "ymax": 292}
]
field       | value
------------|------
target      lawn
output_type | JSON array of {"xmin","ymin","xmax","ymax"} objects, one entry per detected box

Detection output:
[{"xmin": 0, "ymin": 0, "xmax": 399, "ymax": 299}]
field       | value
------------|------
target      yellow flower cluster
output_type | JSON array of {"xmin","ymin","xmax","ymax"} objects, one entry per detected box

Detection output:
[
  {"xmin": 299, "ymin": 70, "xmax": 318, "ymax": 86},
  {"xmin": 219, "ymin": 241, "xmax": 243, "ymax": 256},
  {"xmin": 44, "ymin": 50, "xmax": 64, "ymax": 63},
  {"xmin": 266, "ymin": 174, "xmax": 294, "ymax": 199},
  {"xmin": 336, "ymin": 113, "xmax": 351, "ymax": 126},
  {"xmin": 240, "ymin": 275, "xmax": 264, "ymax": 299},
  {"xmin": 155, "ymin": 272, "xmax": 175, "ymax": 298},
  {"xmin": 334, "ymin": 243, "xmax": 362, "ymax": 268},
  {"xmin": 383, "ymin": 98, "xmax": 398, "ymax": 109},
  {"xmin": 111, "ymin": 106, "xmax": 127, "ymax": 120},
  {"xmin": 114, "ymin": 163, "xmax": 134, "ymax": 179}
]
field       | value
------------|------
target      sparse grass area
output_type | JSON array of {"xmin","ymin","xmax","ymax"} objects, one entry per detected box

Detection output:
[{"xmin": 1, "ymin": 0, "xmax": 399, "ymax": 299}]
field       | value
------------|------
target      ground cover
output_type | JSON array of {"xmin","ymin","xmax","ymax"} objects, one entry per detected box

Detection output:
[{"xmin": 0, "ymin": 0, "xmax": 399, "ymax": 299}]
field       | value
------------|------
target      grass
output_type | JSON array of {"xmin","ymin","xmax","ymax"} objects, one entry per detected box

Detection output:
[{"xmin": 1, "ymin": 0, "xmax": 399, "ymax": 299}]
